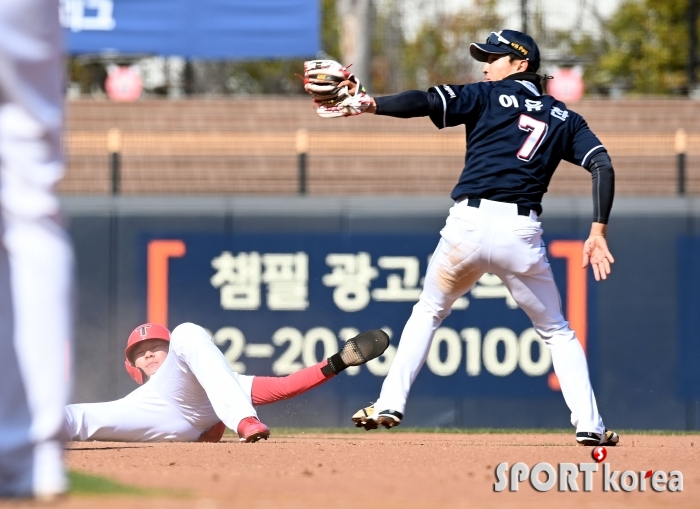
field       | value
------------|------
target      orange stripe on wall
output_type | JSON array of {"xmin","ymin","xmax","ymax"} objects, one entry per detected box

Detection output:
[
  {"xmin": 147, "ymin": 240, "xmax": 186, "ymax": 327},
  {"xmin": 547, "ymin": 240, "xmax": 587, "ymax": 391}
]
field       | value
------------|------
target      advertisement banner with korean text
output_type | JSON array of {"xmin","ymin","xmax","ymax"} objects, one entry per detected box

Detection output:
[{"xmin": 143, "ymin": 233, "xmax": 596, "ymax": 399}]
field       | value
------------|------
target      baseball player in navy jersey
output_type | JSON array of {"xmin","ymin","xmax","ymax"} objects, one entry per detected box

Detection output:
[
  {"xmin": 304, "ymin": 29, "xmax": 618, "ymax": 446},
  {"xmin": 65, "ymin": 323, "xmax": 388, "ymax": 443},
  {"xmin": 0, "ymin": 0, "xmax": 74, "ymax": 499}
]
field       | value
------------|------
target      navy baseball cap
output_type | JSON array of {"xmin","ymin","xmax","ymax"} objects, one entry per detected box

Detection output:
[{"xmin": 470, "ymin": 30, "xmax": 540, "ymax": 72}]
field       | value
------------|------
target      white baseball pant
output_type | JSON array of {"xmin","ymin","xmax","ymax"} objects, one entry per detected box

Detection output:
[
  {"xmin": 374, "ymin": 198, "xmax": 605, "ymax": 434},
  {"xmin": 0, "ymin": 0, "xmax": 74, "ymax": 498}
]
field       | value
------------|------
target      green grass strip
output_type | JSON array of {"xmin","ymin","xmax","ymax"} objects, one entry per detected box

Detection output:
[
  {"xmin": 69, "ymin": 470, "xmax": 171, "ymax": 497},
  {"xmin": 69, "ymin": 470, "xmax": 146, "ymax": 496}
]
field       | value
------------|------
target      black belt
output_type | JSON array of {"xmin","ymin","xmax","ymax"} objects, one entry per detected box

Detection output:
[{"xmin": 466, "ymin": 198, "xmax": 530, "ymax": 217}]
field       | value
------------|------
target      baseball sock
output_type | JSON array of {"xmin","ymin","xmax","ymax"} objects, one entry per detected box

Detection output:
[
  {"xmin": 251, "ymin": 361, "xmax": 334, "ymax": 406},
  {"xmin": 321, "ymin": 351, "xmax": 349, "ymax": 376}
]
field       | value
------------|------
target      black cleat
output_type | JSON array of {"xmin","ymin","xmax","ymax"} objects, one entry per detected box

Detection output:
[
  {"xmin": 339, "ymin": 329, "xmax": 390, "ymax": 366},
  {"xmin": 352, "ymin": 404, "xmax": 403, "ymax": 430},
  {"xmin": 576, "ymin": 429, "xmax": 620, "ymax": 447},
  {"xmin": 324, "ymin": 330, "xmax": 390, "ymax": 376}
]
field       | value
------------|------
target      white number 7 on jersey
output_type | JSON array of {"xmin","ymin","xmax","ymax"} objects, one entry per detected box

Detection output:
[{"xmin": 517, "ymin": 114, "xmax": 548, "ymax": 161}]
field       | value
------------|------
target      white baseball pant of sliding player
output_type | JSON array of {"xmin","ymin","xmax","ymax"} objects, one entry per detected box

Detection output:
[{"xmin": 0, "ymin": 0, "xmax": 74, "ymax": 499}]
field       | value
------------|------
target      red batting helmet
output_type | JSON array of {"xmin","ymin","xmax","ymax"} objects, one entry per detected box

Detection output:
[{"xmin": 124, "ymin": 323, "xmax": 171, "ymax": 384}]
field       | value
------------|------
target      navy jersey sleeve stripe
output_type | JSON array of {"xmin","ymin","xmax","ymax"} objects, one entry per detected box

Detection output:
[
  {"xmin": 581, "ymin": 144, "xmax": 605, "ymax": 167},
  {"xmin": 432, "ymin": 86, "xmax": 448, "ymax": 128},
  {"xmin": 563, "ymin": 114, "xmax": 605, "ymax": 166},
  {"xmin": 428, "ymin": 83, "xmax": 483, "ymax": 129}
]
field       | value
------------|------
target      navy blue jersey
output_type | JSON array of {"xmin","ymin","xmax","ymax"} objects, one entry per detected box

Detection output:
[{"xmin": 429, "ymin": 79, "xmax": 605, "ymax": 214}]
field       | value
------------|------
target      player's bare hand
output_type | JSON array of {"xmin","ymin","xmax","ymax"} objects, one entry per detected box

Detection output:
[
  {"xmin": 582, "ymin": 231, "xmax": 614, "ymax": 281},
  {"xmin": 337, "ymin": 79, "xmax": 356, "ymax": 95},
  {"xmin": 336, "ymin": 79, "xmax": 377, "ymax": 113}
]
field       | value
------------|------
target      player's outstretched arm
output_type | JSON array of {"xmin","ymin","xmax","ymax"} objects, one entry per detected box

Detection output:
[
  {"xmin": 302, "ymin": 60, "xmax": 448, "ymax": 120},
  {"xmin": 582, "ymin": 223, "xmax": 615, "ymax": 281}
]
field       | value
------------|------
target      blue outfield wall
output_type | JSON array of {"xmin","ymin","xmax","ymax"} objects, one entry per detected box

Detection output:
[{"xmin": 64, "ymin": 196, "xmax": 700, "ymax": 430}]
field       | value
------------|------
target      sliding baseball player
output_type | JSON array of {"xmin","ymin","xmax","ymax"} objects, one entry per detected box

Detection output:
[{"xmin": 65, "ymin": 323, "xmax": 389, "ymax": 443}]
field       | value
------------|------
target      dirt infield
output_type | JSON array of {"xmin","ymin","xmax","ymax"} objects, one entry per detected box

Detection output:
[{"xmin": 12, "ymin": 432, "xmax": 700, "ymax": 509}]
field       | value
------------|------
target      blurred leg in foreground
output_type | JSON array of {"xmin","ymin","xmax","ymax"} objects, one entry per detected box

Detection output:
[{"xmin": 0, "ymin": 0, "xmax": 74, "ymax": 499}]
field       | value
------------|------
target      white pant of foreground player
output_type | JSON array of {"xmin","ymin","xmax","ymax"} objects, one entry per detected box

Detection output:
[
  {"xmin": 0, "ymin": 0, "xmax": 73, "ymax": 499},
  {"xmin": 374, "ymin": 198, "xmax": 604, "ymax": 435}
]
